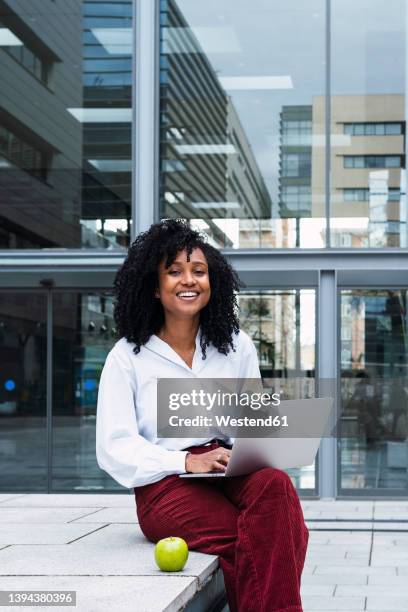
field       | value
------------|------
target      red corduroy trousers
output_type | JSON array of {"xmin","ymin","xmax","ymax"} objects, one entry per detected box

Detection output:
[{"xmin": 134, "ymin": 443, "xmax": 309, "ymax": 612}]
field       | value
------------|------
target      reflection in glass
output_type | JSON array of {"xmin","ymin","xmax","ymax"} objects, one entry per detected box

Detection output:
[
  {"xmin": 52, "ymin": 292, "xmax": 121, "ymax": 491},
  {"xmin": 159, "ymin": 0, "xmax": 326, "ymax": 248},
  {"xmin": 331, "ymin": 1, "xmax": 407, "ymax": 247},
  {"xmin": 239, "ymin": 290, "xmax": 316, "ymax": 491},
  {"xmin": 340, "ymin": 290, "xmax": 408, "ymax": 492},
  {"xmin": 0, "ymin": 293, "xmax": 47, "ymax": 492},
  {"xmin": 0, "ymin": 1, "xmax": 132, "ymax": 249}
]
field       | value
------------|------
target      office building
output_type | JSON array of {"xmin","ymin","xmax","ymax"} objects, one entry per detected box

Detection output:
[{"xmin": 1, "ymin": 0, "xmax": 407, "ymax": 497}]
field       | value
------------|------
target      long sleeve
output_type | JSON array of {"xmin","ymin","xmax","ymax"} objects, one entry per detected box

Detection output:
[{"xmin": 96, "ymin": 350, "xmax": 188, "ymax": 488}]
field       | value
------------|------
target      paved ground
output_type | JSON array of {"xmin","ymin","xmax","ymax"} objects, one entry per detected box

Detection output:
[{"xmin": 0, "ymin": 494, "xmax": 407, "ymax": 611}]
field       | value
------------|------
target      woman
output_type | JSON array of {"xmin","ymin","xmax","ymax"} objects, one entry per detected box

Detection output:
[{"xmin": 96, "ymin": 219, "xmax": 308, "ymax": 612}]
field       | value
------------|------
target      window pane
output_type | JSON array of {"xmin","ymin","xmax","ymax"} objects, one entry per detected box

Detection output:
[
  {"xmin": 0, "ymin": 293, "xmax": 47, "ymax": 492},
  {"xmin": 385, "ymin": 123, "xmax": 402, "ymax": 135},
  {"xmin": 385, "ymin": 156, "xmax": 400, "ymax": 168},
  {"xmin": 159, "ymin": 0, "xmax": 326, "ymax": 248},
  {"xmin": 331, "ymin": 1, "xmax": 407, "ymax": 248},
  {"xmin": 0, "ymin": 2, "xmax": 133, "ymax": 249},
  {"xmin": 389, "ymin": 188, "xmax": 401, "ymax": 201},
  {"xmin": 239, "ymin": 290, "xmax": 317, "ymax": 491},
  {"xmin": 52, "ymin": 292, "xmax": 121, "ymax": 491},
  {"xmin": 340, "ymin": 289, "xmax": 408, "ymax": 493}
]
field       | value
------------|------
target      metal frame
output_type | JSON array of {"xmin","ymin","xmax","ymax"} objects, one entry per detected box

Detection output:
[
  {"xmin": 46, "ymin": 288, "xmax": 53, "ymax": 493},
  {"xmin": 317, "ymin": 271, "xmax": 337, "ymax": 498},
  {"xmin": 134, "ymin": 0, "xmax": 159, "ymax": 236},
  {"xmin": 325, "ymin": 0, "xmax": 331, "ymax": 248},
  {"xmin": 0, "ymin": 250, "xmax": 407, "ymax": 288}
]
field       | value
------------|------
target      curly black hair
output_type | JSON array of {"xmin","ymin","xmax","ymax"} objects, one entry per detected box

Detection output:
[{"xmin": 114, "ymin": 219, "xmax": 243, "ymax": 358}]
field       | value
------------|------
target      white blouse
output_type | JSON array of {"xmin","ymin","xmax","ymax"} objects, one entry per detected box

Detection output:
[{"xmin": 96, "ymin": 328, "xmax": 261, "ymax": 488}]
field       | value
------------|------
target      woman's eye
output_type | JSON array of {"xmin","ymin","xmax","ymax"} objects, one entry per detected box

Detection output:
[
  {"xmin": 169, "ymin": 270, "xmax": 180, "ymax": 275},
  {"xmin": 194, "ymin": 270, "xmax": 205, "ymax": 275}
]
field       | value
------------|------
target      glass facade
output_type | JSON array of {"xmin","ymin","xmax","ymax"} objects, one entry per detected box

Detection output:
[
  {"xmin": 0, "ymin": 0, "xmax": 132, "ymax": 249},
  {"xmin": 331, "ymin": 0, "xmax": 407, "ymax": 248},
  {"xmin": 1, "ymin": 1, "xmax": 408, "ymax": 498},
  {"xmin": 159, "ymin": 0, "xmax": 326, "ymax": 248}
]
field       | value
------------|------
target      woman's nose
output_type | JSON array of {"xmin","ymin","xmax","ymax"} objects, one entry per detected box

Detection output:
[{"xmin": 181, "ymin": 272, "xmax": 195, "ymax": 285}]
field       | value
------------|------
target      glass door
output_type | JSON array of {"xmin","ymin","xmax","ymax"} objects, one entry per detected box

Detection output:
[
  {"xmin": 52, "ymin": 291, "xmax": 121, "ymax": 491},
  {"xmin": 0, "ymin": 289, "xmax": 122, "ymax": 493},
  {"xmin": 239, "ymin": 289, "xmax": 317, "ymax": 495},
  {"xmin": 0, "ymin": 291, "xmax": 47, "ymax": 491},
  {"xmin": 339, "ymin": 289, "xmax": 408, "ymax": 495}
]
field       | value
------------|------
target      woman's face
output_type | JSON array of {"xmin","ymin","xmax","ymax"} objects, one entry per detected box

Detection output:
[{"xmin": 156, "ymin": 248, "xmax": 211, "ymax": 319}]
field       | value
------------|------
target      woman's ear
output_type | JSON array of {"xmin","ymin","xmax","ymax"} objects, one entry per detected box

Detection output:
[{"xmin": 155, "ymin": 288, "xmax": 160, "ymax": 299}]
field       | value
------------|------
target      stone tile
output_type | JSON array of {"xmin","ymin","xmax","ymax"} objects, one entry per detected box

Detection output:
[
  {"xmin": 304, "ymin": 511, "xmax": 323, "ymax": 519},
  {"xmin": 301, "ymin": 564, "xmax": 317, "ymax": 575},
  {"xmin": 0, "ymin": 508, "xmax": 101, "ymax": 524},
  {"xmin": 301, "ymin": 595, "xmax": 365, "ymax": 610},
  {"xmin": 344, "ymin": 553, "xmax": 370, "ymax": 561},
  {"xmin": 368, "ymin": 574, "xmax": 408, "ymax": 585},
  {"xmin": 315, "ymin": 565, "xmax": 396, "ymax": 575},
  {"xmin": 0, "ymin": 524, "xmax": 218, "ymax": 587},
  {"xmin": 308, "ymin": 534, "xmax": 331, "ymax": 544},
  {"xmin": 337, "ymin": 584, "xmax": 408, "ymax": 596},
  {"xmin": 306, "ymin": 545, "xmax": 350, "ymax": 554},
  {"xmin": 307, "ymin": 557, "xmax": 370, "ymax": 567},
  {"xmin": 372, "ymin": 523, "xmax": 408, "ymax": 532},
  {"xmin": 302, "ymin": 574, "xmax": 367, "ymax": 586},
  {"xmin": 307, "ymin": 521, "xmax": 373, "ymax": 531},
  {"xmin": 71, "ymin": 508, "xmax": 138, "ymax": 524},
  {"xmin": 305, "ymin": 501, "xmax": 373, "ymax": 509},
  {"xmin": 310, "ymin": 543, "xmax": 370, "ymax": 552},
  {"xmin": 371, "ymin": 549, "xmax": 408, "ymax": 558},
  {"xmin": 0, "ymin": 575, "xmax": 197, "ymax": 612},
  {"xmin": 0, "ymin": 523, "xmax": 106, "ymax": 546},
  {"xmin": 374, "ymin": 532, "xmax": 408, "ymax": 540},
  {"xmin": 371, "ymin": 555, "xmax": 408, "ymax": 567},
  {"xmin": 0, "ymin": 494, "xmax": 27, "ymax": 504},
  {"xmin": 374, "ymin": 500, "xmax": 408, "ymax": 513},
  {"xmin": 0, "ymin": 494, "xmax": 134, "ymax": 508},
  {"xmin": 366, "ymin": 597, "xmax": 408, "ymax": 610},
  {"xmin": 300, "ymin": 584, "xmax": 335, "ymax": 595},
  {"xmin": 327, "ymin": 536, "xmax": 372, "ymax": 545},
  {"xmin": 318, "ymin": 512, "xmax": 373, "ymax": 520}
]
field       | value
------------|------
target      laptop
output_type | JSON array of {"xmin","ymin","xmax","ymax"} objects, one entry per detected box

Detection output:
[{"xmin": 179, "ymin": 397, "xmax": 333, "ymax": 478}]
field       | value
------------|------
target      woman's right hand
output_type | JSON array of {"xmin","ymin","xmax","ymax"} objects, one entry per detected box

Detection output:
[{"xmin": 185, "ymin": 447, "xmax": 231, "ymax": 473}]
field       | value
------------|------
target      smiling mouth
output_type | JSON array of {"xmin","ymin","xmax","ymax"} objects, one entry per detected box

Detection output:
[{"xmin": 176, "ymin": 291, "xmax": 200, "ymax": 300}]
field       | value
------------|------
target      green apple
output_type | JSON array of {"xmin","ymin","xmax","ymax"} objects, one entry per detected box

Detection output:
[{"xmin": 154, "ymin": 536, "xmax": 189, "ymax": 572}]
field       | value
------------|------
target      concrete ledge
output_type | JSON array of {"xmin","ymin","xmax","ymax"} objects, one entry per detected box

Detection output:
[{"xmin": 0, "ymin": 494, "xmax": 225, "ymax": 612}]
